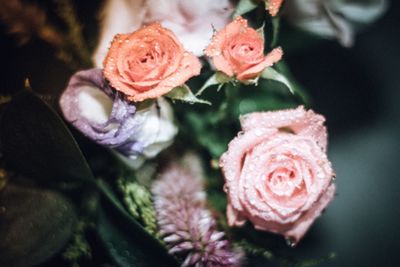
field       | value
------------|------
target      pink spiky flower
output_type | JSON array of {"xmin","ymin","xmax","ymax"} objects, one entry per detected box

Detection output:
[{"xmin": 152, "ymin": 163, "xmax": 243, "ymax": 267}]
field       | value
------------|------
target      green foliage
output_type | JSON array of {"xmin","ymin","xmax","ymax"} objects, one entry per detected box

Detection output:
[
  {"xmin": 0, "ymin": 89, "xmax": 179, "ymax": 267},
  {"xmin": 117, "ymin": 178, "xmax": 158, "ymax": 237},
  {"xmin": 261, "ymin": 67, "xmax": 296, "ymax": 94},
  {"xmin": 62, "ymin": 220, "xmax": 93, "ymax": 267},
  {"xmin": 284, "ymin": 253, "xmax": 336, "ymax": 267},
  {"xmin": 97, "ymin": 179, "xmax": 179, "ymax": 267},
  {"xmin": 0, "ymin": 182, "xmax": 77, "ymax": 267},
  {"xmin": 166, "ymin": 85, "xmax": 211, "ymax": 105},
  {"xmin": 177, "ymin": 76, "xmax": 301, "ymax": 160},
  {"xmin": 196, "ymin": 72, "xmax": 233, "ymax": 97},
  {"xmin": 235, "ymin": 239, "xmax": 274, "ymax": 261},
  {"xmin": 271, "ymin": 16, "xmax": 281, "ymax": 47},
  {"xmin": 0, "ymin": 90, "xmax": 95, "ymax": 186}
]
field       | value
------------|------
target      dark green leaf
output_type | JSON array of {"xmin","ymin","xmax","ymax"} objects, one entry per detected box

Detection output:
[
  {"xmin": 230, "ymin": 78, "xmax": 299, "ymax": 118},
  {"xmin": 261, "ymin": 67, "xmax": 295, "ymax": 94},
  {"xmin": 166, "ymin": 85, "xmax": 211, "ymax": 105},
  {"xmin": 185, "ymin": 111, "xmax": 234, "ymax": 158},
  {"xmin": 270, "ymin": 16, "xmax": 280, "ymax": 47},
  {"xmin": 196, "ymin": 72, "xmax": 232, "ymax": 96},
  {"xmin": 0, "ymin": 90, "xmax": 94, "ymax": 184},
  {"xmin": 0, "ymin": 182, "xmax": 77, "ymax": 267},
  {"xmin": 97, "ymin": 179, "xmax": 179, "ymax": 267}
]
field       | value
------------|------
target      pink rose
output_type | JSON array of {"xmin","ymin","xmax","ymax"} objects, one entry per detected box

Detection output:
[
  {"xmin": 220, "ymin": 106, "xmax": 336, "ymax": 244},
  {"xmin": 93, "ymin": 0, "xmax": 233, "ymax": 67},
  {"xmin": 103, "ymin": 23, "xmax": 201, "ymax": 102},
  {"xmin": 205, "ymin": 16, "xmax": 283, "ymax": 82}
]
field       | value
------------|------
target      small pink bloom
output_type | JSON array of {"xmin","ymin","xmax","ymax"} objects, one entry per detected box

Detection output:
[
  {"xmin": 205, "ymin": 16, "xmax": 283, "ymax": 82},
  {"xmin": 266, "ymin": 0, "xmax": 284, "ymax": 16},
  {"xmin": 103, "ymin": 23, "xmax": 201, "ymax": 102},
  {"xmin": 220, "ymin": 106, "xmax": 335, "ymax": 244}
]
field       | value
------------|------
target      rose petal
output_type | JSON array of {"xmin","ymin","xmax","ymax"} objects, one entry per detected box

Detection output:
[
  {"xmin": 285, "ymin": 183, "xmax": 336, "ymax": 243},
  {"xmin": 236, "ymin": 47, "xmax": 283, "ymax": 81},
  {"xmin": 220, "ymin": 128, "xmax": 277, "ymax": 214},
  {"xmin": 127, "ymin": 52, "xmax": 201, "ymax": 102},
  {"xmin": 205, "ymin": 16, "xmax": 248, "ymax": 58},
  {"xmin": 104, "ymin": 23, "xmax": 201, "ymax": 101},
  {"xmin": 240, "ymin": 106, "xmax": 328, "ymax": 152}
]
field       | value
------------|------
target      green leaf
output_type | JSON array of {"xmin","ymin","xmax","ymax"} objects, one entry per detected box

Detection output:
[
  {"xmin": 0, "ymin": 90, "xmax": 94, "ymax": 184},
  {"xmin": 261, "ymin": 67, "xmax": 295, "ymax": 94},
  {"xmin": 270, "ymin": 16, "xmax": 280, "ymax": 47},
  {"xmin": 185, "ymin": 111, "xmax": 233, "ymax": 158},
  {"xmin": 234, "ymin": 0, "xmax": 259, "ymax": 17},
  {"xmin": 196, "ymin": 72, "xmax": 232, "ymax": 96},
  {"xmin": 166, "ymin": 85, "xmax": 211, "ymax": 105},
  {"xmin": 118, "ymin": 178, "xmax": 158, "ymax": 236},
  {"xmin": 232, "ymin": 78, "xmax": 300, "ymax": 118},
  {"xmin": 0, "ymin": 182, "xmax": 77, "ymax": 267},
  {"xmin": 96, "ymin": 179, "xmax": 179, "ymax": 267},
  {"xmin": 274, "ymin": 61, "xmax": 311, "ymax": 106}
]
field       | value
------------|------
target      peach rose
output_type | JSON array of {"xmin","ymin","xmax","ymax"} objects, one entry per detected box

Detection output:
[
  {"xmin": 93, "ymin": 0, "xmax": 233, "ymax": 66},
  {"xmin": 220, "ymin": 106, "xmax": 336, "ymax": 244},
  {"xmin": 205, "ymin": 16, "xmax": 283, "ymax": 82},
  {"xmin": 103, "ymin": 23, "xmax": 201, "ymax": 102}
]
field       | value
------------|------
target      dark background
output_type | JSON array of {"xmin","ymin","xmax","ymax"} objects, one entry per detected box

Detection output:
[
  {"xmin": 1, "ymin": 1, "xmax": 400, "ymax": 266},
  {"xmin": 281, "ymin": 1, "xmax": 400, "ymax": 266}
]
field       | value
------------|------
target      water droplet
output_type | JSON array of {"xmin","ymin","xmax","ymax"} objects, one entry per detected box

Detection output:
[
  {"xmin": 255, "ymin": 129, "xmax": 263, "ymax": 136},
  {"xmin": 223, "ymin": 184, "xmax": 228, "ymax": 193},
  {"xmin": 286, "ymin": 237, "xmax": 297, "ymax": 247}
]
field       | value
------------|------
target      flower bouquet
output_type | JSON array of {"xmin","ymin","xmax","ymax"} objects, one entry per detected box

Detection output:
[{"xmin": 0, "ymin": 0, "xmax": 387, "ymax": 266}]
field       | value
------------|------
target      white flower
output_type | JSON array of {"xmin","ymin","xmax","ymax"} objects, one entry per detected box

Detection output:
[
  {"xmin": 283, "ymin": 0, "xmax": 388, "ymax": 47},
  {"xmin": 93, "ymin": 0, "xmax": 233, "ymax": 67},
  {"xmin": 60, "ymin": 69, "xmax": 178, "ymax": 169},
  {"xmin": 131, "ymin": 97, "xmax": 178, "ymax": 162},
  {"xmin": 113, "ymin": 97, "xmax": 179, "ymax": 169}
]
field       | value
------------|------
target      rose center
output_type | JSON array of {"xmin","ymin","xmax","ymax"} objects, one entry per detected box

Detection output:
[{"xmin": 266, "ymin": 161, "xmax": 303, "ymax": 197}]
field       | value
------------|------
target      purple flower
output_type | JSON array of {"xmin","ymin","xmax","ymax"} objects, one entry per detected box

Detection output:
[
  {"xmin": 60, "ymin": 68, "xmax": 143, "ymax": 156},
  {"xmin": 152, "ymin": 161, "xmax": 243, "ymax": 267}
]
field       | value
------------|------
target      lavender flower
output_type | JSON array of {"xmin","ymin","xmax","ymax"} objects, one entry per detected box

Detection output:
[
  {"xmin": 60, "ymin": 69, "xmax": 177, "ymax": 168},
  {"xmin": 152, "ymin": 162, "xmax": 243, "ymax": 267}
]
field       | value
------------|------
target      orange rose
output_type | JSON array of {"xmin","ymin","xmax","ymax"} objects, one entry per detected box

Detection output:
[
  {"xmin": 205, "ymin": 16, "xmax": 283, "ymax": 81},
  {"xmin": 103, "ymin": 23, "xmax": 202, "ymax": 102}
]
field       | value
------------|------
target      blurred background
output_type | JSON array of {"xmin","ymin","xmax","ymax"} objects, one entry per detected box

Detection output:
[
  {"xmin": 1, "ymin": 1, "xmax": 399, "ymax": 266},
  {"xmin": 281, "ymin": 1, "xmax": 400, "ymax": 266}
]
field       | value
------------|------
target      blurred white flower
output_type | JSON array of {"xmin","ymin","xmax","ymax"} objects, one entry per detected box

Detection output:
[
  {"xmin": 93, "ymin": 0, "xmax": 233, "ymax": 67},
  {"xmin": 283, "ymin": 0, "xmax": 388, "ymax": 46},
  {"xmin": 132, "ymin": 97, "xmax": 178, "ymax": 159},
  {"xmin": 115, "ymin": 97, "xmax": 179, "ymax": 169}
]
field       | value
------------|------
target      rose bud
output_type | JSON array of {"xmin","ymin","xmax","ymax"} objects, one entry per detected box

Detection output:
[
  {"xmin": 205, "ymin": 16, "xmax": 283, "ymax": 82},
  {"xmin": 103, "ymin": 23, "xmax": 202, "ymax": 102},
  {"xmin": 220, "ymin": 106, "xmax": 336, "ymax": 244},
  {"xmin": 59, "ymin": 69, "xmax": 177, "ymax": 168}
]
